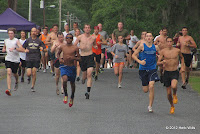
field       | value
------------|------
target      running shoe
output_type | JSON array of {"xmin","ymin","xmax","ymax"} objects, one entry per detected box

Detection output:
[
  {"xmin": 94, "ymin": 75, "xmax": 98, "ymax": 81},
  {"xmin": 185, "ymin": 79, "xmax": 189, "ymax": 84},
  {"xmin": 63, "ymin": 96, "xmax": 68, "ymax": 104},
  {"xmin": 181, "ymin": 83, "xmax": 187, "ymax": 89},
  {"xmin": 99, "ymin": 68, "xmax": 104, "ymax": 73},
  {"xmin": 173, "ymin": 95, "xmax": 178, "ymax": 104},
  {"xmin": 14, "ymin": 83, "xmax": 18, "ymax": 91},
  {"xmin": 92, "ymin": 71, "xmax": 95, "ymax": 77},
  {"xmin": 76, "ymin": 77, "xmax": 80, "ymax": 82},
  {"xmin": 52, "ymin": 73, "xmax": 55, "ymax": 77},
  {"xmin": 148, "ymin": 106, "xmax": 153, "ymax": 113},
  {"xmin": 56, "ymin": 89, "xmax": 59, "ymax": 95},
  {"xmin": 5, "ymin": 89, "xmax": 11, "ymax": 96},
  {"xmin": 31, "ymin": 87, "xmax": 35, "ymax": 92},
  {"xmin": 170, "ymin": 106, "xmax": 175, "ymax": 114},
  {"xmin": 28, "ymin": 77, "xmax": 31, "ymax": 84},
  {"xmin": 118, "ymin": 83, "xmax": 122, "ymax": 88},
  {"xmin": 43, "ymin": 69, "xmax": 46, "ymax": 73},
  {"xmin": 85, "ymin": 92, "xmax": 90, "ymax": 99},
  {"xmin": 69, "ymin": 98, "xmax": 74, "ymax": 107},
  {"xmin": 21, "ymin": 77, "xmax": 24, "ymax": 82}
]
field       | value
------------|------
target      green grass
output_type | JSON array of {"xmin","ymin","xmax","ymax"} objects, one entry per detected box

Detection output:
[{"xmin": 189, "ymin": 76, "xmax": 200, "ymax": 94}]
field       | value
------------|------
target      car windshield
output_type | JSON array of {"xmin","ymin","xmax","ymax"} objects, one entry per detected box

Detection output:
[{"xmin": 0, "ymin": 32, "xmax": 8, "ymax": 41}]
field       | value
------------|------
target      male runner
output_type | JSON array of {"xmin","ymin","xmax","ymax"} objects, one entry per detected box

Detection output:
[
  {"xmin": 18, "ymin": 30, "xmax": 26, "ymax": 82},
  {"xmin": 23, "ymin": 27, "xmax": 46, "ymax": 92},
  {"xmin": 72, "ymin": 28, "xmax": 81, "ymax": 81},
  {"xmin": 39, "ymin": 28, "xmax": 49, "ymax": 72},
  {"xmin": 98, "ymin": 23, "xmax": 109, "ymax": 70},
  {"xmin": 132, "ymin": 32, "xmax": 159, "ymax": 113},
  {"xmin": 70, "ymin": 22, "xmax": 84, "ymax": 36},
  {"xmin": 51, "ymin": 32, "xmax": 65, "ymax": 95},
  {"xmin": 112, "ymin": 22, "xmax": 130, "ymax": 44},
  {"xmin": 157, "ymin": 37, "xmax": 185, "ymax": 114},
  {"xmin": 73, "ymin": 24, "xmax": 97, "ymax": 99},
  {"xmin": 177, "ymin": 27, "xmax": 197, "ymax": 89},
  {"xmin": 154, "ymin": 27, "xmax": 168, "ymax": 83},
  {"xmin": 92, "ymin": 26, "xmax": 106, "ymax": 81},
  {"xmin": 132, "ymin": 31, "xmax": 147, "ymax": 52},
  {"xmin": 2, "ymin": 28, "xmax": 25, "ymax": 96},
  {"xmin": 46, "ymin": 24, "xmax": 59, "ymax": 76},
  {"xmin": 57, "ymin": 33, "xmax": 80, "ymax": 107},
  {"xmin": 111, "ymin": 36, "xmax": 128, "ymax": 88},
  {"xmin": 127, "ymin": 30, "xmax": 139, "ymax": 68},
  {"xmin": 63, "ymin": 24, "xmax": 70, "ymax": 39}
]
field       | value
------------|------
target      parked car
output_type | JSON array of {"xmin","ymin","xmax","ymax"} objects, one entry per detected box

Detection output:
[{"xmin": 0, "ymin": 29, "xmax": 8, "ymax": 63}]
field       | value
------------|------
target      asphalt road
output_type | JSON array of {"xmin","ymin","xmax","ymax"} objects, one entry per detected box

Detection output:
[{"xmin": 0, "ymin": 68, "xmax": 199, "ymax": 134}]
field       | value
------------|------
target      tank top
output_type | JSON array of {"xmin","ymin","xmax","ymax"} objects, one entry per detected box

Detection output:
[
  {"xmin": 92, "ymin": 34, "xmax": 102, "ymax": 55},
  {"xmin": 41, "ymin": 34, "xmax": 48, "ymax": 48},
  {"xmin": 139, "ymin": 43, "xmax": 157, "ymax": 70}
]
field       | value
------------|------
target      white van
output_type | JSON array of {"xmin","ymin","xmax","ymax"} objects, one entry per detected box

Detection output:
[{"xmin": 0, "ymin": 29, "xmax": 8, "ymax": 62}]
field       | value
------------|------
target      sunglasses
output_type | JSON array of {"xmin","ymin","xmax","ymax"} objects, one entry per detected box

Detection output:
[{"xmin": 66, "ymin": 37, "xmax": 73, "ymax": 39}]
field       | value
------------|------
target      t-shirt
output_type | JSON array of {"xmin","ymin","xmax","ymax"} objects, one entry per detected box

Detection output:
[
  {"xmin": 69, "ymin": 29, "xmax": 84, "ymax": 36},
  {"xmin": 129, "ymin": 35, "xmax": 139, "ymax": 48},
  {"xmin": 4, "ymin": 38, "xmax": 20, "ymax": 63},
  {"xmin": 154, "ymin": 35, "xmax": 160, "ymax": 42},
  {"xmin": 99, "ymin": 30, "xmax": 109, "ymax": 49},
  {"xmin": 113, "ymin": 29, "xmax": 129, "ymax": 44},
  {"xmin": 111, "ymin": 43, "xmax": 128, "ymax": 63},
  {"xmin": 19, "ymin": 39, "xmax": 26, "ymax": 60},
  {"xmin": 23, "ymin": 37, "xmax": 45, "ymax": 61}
]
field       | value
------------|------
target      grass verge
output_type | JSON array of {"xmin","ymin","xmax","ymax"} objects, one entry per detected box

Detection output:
[{"xmin": 189, "ymin": 76, "xmax": 200, "ymax": 94}]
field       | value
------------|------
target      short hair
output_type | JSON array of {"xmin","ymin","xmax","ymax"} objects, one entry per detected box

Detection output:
[
  {"xmin": 75, "ymin": 28, "xmax": 80, "ymax": 31},
  {"xmin": 43, "ymin": 28, "xmax": 48, "ymax": 31},
  {"xmin": 118, "ymin": 22, "xmax": 124, "ymax": 25},
  {"xmin": 66, "ymin": 33, "xmax": 73, "ymax": 37},
  {"xmin": 73, "ymin": 22, "xmax": 78, "ymax": 25},
  {"xmin": 52, "ymin": 24, "xmax": 59, "ymax": 28},
  {"xmin": 162, "ymin": 27, "xmax": 168, "ymax": 31},
  {"xmin": 146, "ymin": 32, "xmax": 153, "ymax": 36},
  {"xmin": 84, "ymin": 24, "xmax": 91, "ymax": 28},
  {"xmin": 57, "ymin": 32, "xmax": 63, "ymax": 37},
  {"xmin": 45, "ymin": 25, "xmax": 48, "ymax": 27},
  {"xmin": 182, "ymin": 27, "xmax": 188, "ymax": 30},
  {"xmin": 21, "ymin": 30, "xmax": 26, "ymax": 34},
  {"xmin": 7, "ymin": 27, "xmax": 16, "ymax": 34},
  {"xmin": 166, "ymin": 37, "xmax": 173, "ymax": 41}
]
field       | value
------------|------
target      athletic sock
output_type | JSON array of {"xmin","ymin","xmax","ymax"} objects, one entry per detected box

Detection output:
[{"xmin": 87, "ymin": 87, "xmax": 91, "ymax": 93}]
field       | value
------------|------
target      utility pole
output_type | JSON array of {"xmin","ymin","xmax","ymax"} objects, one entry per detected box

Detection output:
[
  {"xmin": 59, "ymin": 0, "xmax": 62, "ymax": 31},
  {"xmin": 28, "ymin": 0, "xmax": 32, "ymax": 22}
]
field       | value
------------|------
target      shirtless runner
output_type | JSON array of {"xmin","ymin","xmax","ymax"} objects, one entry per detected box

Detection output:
[
  {"xmin": 154, "ymin": 27, "xmax": 168, "ymax": 83},
  {"xmin": 73, "ymin": 24, "xmax": 97, "ymax": 99},
  {"xmin": 177, "ymin": 27, "xmax": 197, "ymax": 89},
  {"xmin": 51, "ymin": 32, "xmax": 65, "ymax": 95},
  {"xmin": 57, "ymin": 33, "xmax": 80, "ymax": 107},
  {"xmin": 157, "ymin": 37, "xmax": 185, "ymax": 114},
  {"xmin": 45, "ymin": 24, "xmax": 59, "ymax": 75}
]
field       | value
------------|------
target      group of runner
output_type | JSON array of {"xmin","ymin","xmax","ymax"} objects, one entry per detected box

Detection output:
[{"xmin": 2, "ymin": 22, "xmax": 197, "ymax": 113}]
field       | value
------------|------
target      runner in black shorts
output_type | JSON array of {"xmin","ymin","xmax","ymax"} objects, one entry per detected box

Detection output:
[
  {"xmin": 23, "ymin": 27, "xmax": 46, "ymax": 92},
  {"xmin": 73, "ymin": 24, "xmax": 97, "ymax": 99},
  {"xmin": 176, "ymin": 27, "xmax": 197, "ymax": 89},
  {"xmin": 157, "ymin": 37, "xmax": 185, "ymax": 114},
  {"xmin": 79, "ymin": 54, "xmax": 95, "ymax": 72}
]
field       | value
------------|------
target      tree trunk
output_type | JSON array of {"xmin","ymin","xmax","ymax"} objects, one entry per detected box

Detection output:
[{"xmin": 8, "ymin": 0, "xmax": 17, "ymax": 11}]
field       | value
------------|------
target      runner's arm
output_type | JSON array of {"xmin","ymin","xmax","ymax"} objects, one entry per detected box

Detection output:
[
  {"xmin": 179, "ymin": 50, "xmax": 185, "ymax": 73},
  {"xmin": 51, "ymin": 42, "xmax": 57, "ymax": 53},
  {"xmin": 2, "ymin": 42, "xmax": 6, "ymax": 52},
  {"xmin": 16, "ymin": 40, "xmax": 25, "ymax": 52},
  {"xmin": 188, "ymin": 37, "xmax": 197, "ymax": 48},
  {"xmin": 157, "ymin": 50, "xmax": 164, "ymax": 66},
  {"xmin": 132, "ymin": 44, "xmax": 144, "ymax": 64},
  {"xmin": 112, "ymin": 33, "xmax": 116, "ymax": 44},
  {"xmin": 45, "ymin": 34, "xmax": 52, "ymax": 46},
  {"xmin": 132, "ymin": 41, "xmax": 140, "ymax": 51}
]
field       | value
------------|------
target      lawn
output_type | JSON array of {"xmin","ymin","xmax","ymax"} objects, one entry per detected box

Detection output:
[{"xmin": 189, "ymin": 76, "xmax": 200, "ymax": 94}]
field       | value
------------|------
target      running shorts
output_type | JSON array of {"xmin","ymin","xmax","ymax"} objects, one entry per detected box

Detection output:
[
  {"xmin": 182, "ymin": 53, "xmax": 193, "ymax": 67},
  {"xmin": 26, "ymin": 60, "xmax": 40, "ymax": 68},
  {"xmin": 139, "ymin": 69, "xmax": 160, "ymax": 86},
  {"xmin": 5, "ymin": 61, "xmax": 19, "ymax": 74},
  {"xmin": 59, "ymin": 65, "xmax": 76, "ymax": 82},
  {"xmin": 79, "ymin": 54, "xmax": 95, "ymax": 71},
  {"xmin": 93, "ymin": 53, "xmax": 101, "ymax": 63},
  {"xmin": 163, "ymin": 70, "xmax": 179, "ymax": 87}
]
